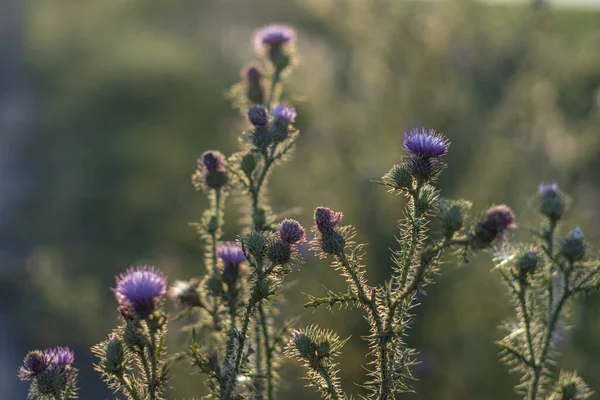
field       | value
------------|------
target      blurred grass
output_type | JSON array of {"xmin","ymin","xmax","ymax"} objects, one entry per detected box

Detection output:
[{"xmin": 3, "ymin": 0, "xmax": 600, "ymax": 399}]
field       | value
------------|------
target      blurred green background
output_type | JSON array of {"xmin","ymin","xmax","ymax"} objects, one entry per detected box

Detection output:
[{"xmin": 3, "ymin": 0, "xmax": 600, "ymax": 398}]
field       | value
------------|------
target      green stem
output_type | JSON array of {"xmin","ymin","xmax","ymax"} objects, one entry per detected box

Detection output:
[
  {"xmin": 254, "ymin": 316, "xmax": 264, "ymax": 400},
  {"xmin": 148, "ymin": 333, "xmax": 158, "ymax": 400},
  {"xmin": 138, "ymin": 345, "xmax": 154, "ymax": 400},
  {"xmin": 518, "ymin": 283, "xmax": 536, "ymax": 366},
  {"xmin": 268, "ymin": 70, "xmax": 281, "ymax": 107},
  {"xmin": 211, "ymin": 188, "xmax": 222, "ymax": 270},
  {"xmin": 258, "ymin": 303, "xmax": 274, "ymax": 400},
  {"xmin": 314, "ymin": 360, "xmax": 342, "ymax": 400}
]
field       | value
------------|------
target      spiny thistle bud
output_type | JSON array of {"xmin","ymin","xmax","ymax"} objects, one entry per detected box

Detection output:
[
  {"xmin": 272, "ymin": 104, "xmax": 296, "ymax": 125},
  {"xmin": 515, "ymin": 250, "xmax": 539, "ymax": 281},
  {"xmin": 438, "ymin": 199, "xmax": 472, "ymax": 239},
  {"xmin": 104, "ymin": 336, "xmax": 125, "ymax": 374},
  {"xmin": 248, "ymin": 105, "xmax": 269, "ymax": 128},
  {"xmin": 195, "ymin": 150, "xmax": 228, "ymax": 190},
  {"xmin": 278, "ymin": 219, "xmax": 306, "ymax": 244},
  {"xmin": 316, "ymin": 342, "xmax": 332, "ymax": 358},
  {"xmin": 293, "ymin": 330, "xmax": 317, "ymax": 358},
  {"xmin": 241, "ymin": 63, "xmax": 265, "ymax": 104},
  {"xmin": 416, "ymin": 185, "xmax": 439, "ymax": 215},
  {"xmin": 114, "ymin": 266, "xmax": 167, "ymax": 319},
  {"xmin": 255, "ymin": 276, "xmax": 278, "ymax": 300},
  {"xmin": 269, "ymin": 239, "xmax": 292, "ymax": 265},
  {"xmin": 559, "ymin": 227, "xmax": 585, "ymax": 262},
  {"xmin": 403, "ymin": 128, "xmax": 450, "ymax": 158},
  {"xmin": 548, "ymin": 371, "xmax": 593, "ymax": 400},
  {"xmin": 123, "ymin": 322, "xmax": 146, "ymax": 350},
  {"xmin": 240, "ymin": 152, "xmax": 258, "ymax": 177},
  {"xmin": 19, "ymin": 350, "xmax": 50, "ymax": 381},
  {"xmin": 35, "ymin": 368, "xmax": 66, "ymax": 396},
  {"xmin": 471, "ymin": 205, "xmax": 516, "ymax": 249},
  {"xmin": 382, "ymin": 164, "xmax": 413, "ymax": 190},
  {"xmin": 217, "ymin": 242, "xmax": 247, "ymax": 285},
  {"xmin": 242, "ymin": 230, "xmax": 269, "ymax": 259},
  {"xmin": 254, "ymin": 24, "xmax": 296, "ymax": 71},
  {"xmin": 168, "ymin": 279, "xmax": 202, "ymax": 308},
  {"xmin": 539, "ymin": 182, "xmax": 566, "ymax": 221}
]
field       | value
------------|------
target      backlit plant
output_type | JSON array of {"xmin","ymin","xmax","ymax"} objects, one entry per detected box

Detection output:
[{"xmin": 18, "ymin": 24, "xmax": 600, "ymax": 400}]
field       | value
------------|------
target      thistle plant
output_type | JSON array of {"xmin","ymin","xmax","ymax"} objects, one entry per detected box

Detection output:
[
  {"xmin": 494, "ymin": 182, "xmax": 599, "ymax": 399},
  {"xmin": 17, "ymin": 23, "xmax": 600, "ymax": 400}
]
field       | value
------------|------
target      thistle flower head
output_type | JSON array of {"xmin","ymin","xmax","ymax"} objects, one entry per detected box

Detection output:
[
  {"xmin": 19, "ymin": 351, "xmax": 50, "ymax": 380},
  {"xmin": 560, "ymin": 227, "xmax": 585, "ymax": 262},
  {"xmin": 272, "ymin": 104, "xmax": 297, "ymax": 125},
  {"xmin": 114, "ymin": 266, "xmax": 167, "ymax": 318},
  {"xmin": 200, "ymin": 150, "xmax": 227, "ymax": 173},
  {"xmin": 254, "ymin": 24, "xmax": 296, "ymax": 52},
  {"xmin": 248, "ymin": 105, "xmax": 269, "ymax": 127},
  {"xmin": 217, "ymin": 241, "xmax": 246, "ymax": 265},
  {"xmin": 539, "ymin": 182, "xmax": 559, "ymax": 196},
  {"xmin": 314, "ymin": 207, "xmax": 343, "ymax": 232},
  {"xmin": 278, "ymin": 219, "xmax": 306, "ymax": 244},
  {"xmin": 403, "ymin": 128, "xmax": 450, "ymax": 158},
  {"xmin": 45, "ymin": 347, "xmax": 75, "ymax": 368}
]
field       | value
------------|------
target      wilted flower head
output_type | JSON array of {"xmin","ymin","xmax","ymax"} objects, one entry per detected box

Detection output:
[
  {"xmin": 45, "ymin": 347, "xmax": 75, "ymax": 368},
  {"xmin": 200, "ymin": 150, "xmax": 227, "ymax": 173},
  {"xmin": 19, "ymin": 351, "xmax": 50, "ymax": 381},
  {"xmin": 248, "ymin": 105, "xmax": 269, "ymax": 127},
  {"xmin": 272, "ymin": 105, "xmax": 296, "ymax": 125},
  {"xmin": 254, "ymin": 24, "xmax": 296, "ymax": 52},
  {"xmin": 403, "ymin": 128, "xmax": 450, "ymax": 158},
  {"xmin": 481, "ymin": 205, "xmax": 516, "ymax": 234},
  {"xmin": 114, "ymin": 266, "xmax": 167, "ymax": 318},
  {"xmin": 278, "ymin": 219, "xmax": 306, "ymax": 244},
  {"xmin": 217, "ymin": 242, "xmax": 246, "ymax": 265},
  {"xmin": 168, "ymin": 279, "xmax": 201, "ymax": 308},
  {"xmin": 314, "ymin": 207, "xmax": 343, "ymax": 232}
]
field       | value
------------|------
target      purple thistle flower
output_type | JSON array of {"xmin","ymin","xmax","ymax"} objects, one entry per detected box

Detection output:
[
  {"xmin": 403, "ymin": 128, "xmax": 450, "ymax": 158},
  {"xmin": 44, "ymin": 346, "xmax": 75, "ymax": 367},
  {"xmin": 272, "ymin": 105, "xmax": 297, "ymax": 125},
  {"xmin": 539, "ymin": 182, "xmax": 559, "ymax": 196},
  {"xmin": 314, "ymin": 207, "xmax": 343, "ymax": 232},
  {"xmin": 200, "ymin": 150, "xmax": 227, "ymax": 173},
  {"xmin": 217, "ymin": 242, "xmax": 246, "ymax": 265},
  {"xmin": 254, "ymin": 24, "xmax": 296, "ymax": 52},
  {"xmin": 114, "ymin": 266, "xmax": 167, "ymax": 317},
  {"xmin": 248, "ymin": 105, "xmax": 269, "ymax": 127},
  {"xmin": 19, "ymin": 351, "xmax": 50, "ymax": 380},
  {"xmin": 481, "ymin": 205, "xmax": 517, "ymax": 234},
  {"xmin": 278, "ymin": 219, "xmax": 306, "ymax": 244}
]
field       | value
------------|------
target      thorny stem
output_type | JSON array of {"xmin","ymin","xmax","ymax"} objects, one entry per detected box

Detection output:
[
  {"xmin": 137, "ymin": 344, "xmax": 154, "ymax": 400},
  {"xmin": 149, "ymin": 333, "xmax": 158, "ymax": 400},
  {"xmin": 254, "ymin": 317, "xmax": 264, "ymax": 400},
  {"xmin": 528, "ymin": 265, "xmax": 571, "ymax": 400},
  {"xmin": 211, "ymin": 189, "xmax": 222, "ymax": 271},
  {"xmin": 259, "ymin": 303, "xmax": 275, "ymax": 400},
  {"xmin": 313, "ymin": 360, "xmax": 342, "ymax": 400},
  {"xmin": 517, "ymin": 283, "xmax": 536, "ymax": 367}
]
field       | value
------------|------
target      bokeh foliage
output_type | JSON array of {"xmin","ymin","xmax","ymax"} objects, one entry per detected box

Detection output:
[{"xmin": 4, "ymin": 0, "xmax": 600, "ymax": 398}]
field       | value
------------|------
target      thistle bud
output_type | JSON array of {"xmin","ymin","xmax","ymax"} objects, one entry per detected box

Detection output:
[
  {"xmin": 255, "ymin": 276, "xmax": 277, "ymax": 300},
  {"xmin": 548, "ymin": 371, "xmax": 593, "ymax": 400},
  {"xmin": 19, "ymin": 351, "xmax": 50, "ymax": 381},
  {"xmin": 293, "ymin": 330, "xmax": 316, "ymax": 358},
  {"xmin": 241, "ymin": 63, "xmax": 265, "ymax": 104},
  {"xmin": 123, "ymin": 322, "xmax": 146, "ymax": 351},
  {"xmin": 515, "ymin": 251, "xmax": 538, "ymax": 281},
  {"xmin": 105, "ymin": 336, "xmax": 125, "ymax": 374},
  {"xmin": 539, "ymin": 182, "xmax": 565, "ymax": 221},
  {"xmin": 382, "ymin": 164, "xmax": 413, "ymax": 190},
  {"xmin": 316, "ymin": 342, "xmax": 332, "ymax": 358},
  {"xmin": 195, "ymin": 151, "xmax": 229, "ymax": 190},
  {"xmin": 438, "ymin": 199, "xmax": 471, "ymax": 239},
  {"xmin": 254, "ymin": 25, "xmax": 296, "ymax": 72},
  {"xmin": 278, "ymin": 219, "xmax": 306, "ymax": 244},
  {"xmin": 248, "ymin": 105, "xmax": 269, "ymax": 128},
  {"xmin": 240, "ymin": 152, "xmax": 258, "ymax": 176},
  {"xmin": 269, "ymin": 239, "xmax": 292, "ymax": 265},
  {"xmin": 559, "ymin": 228, "xmax": 585, "ymax": 262},
  {"xmin": 242, "ymin": 230, "xmax": 269, "ymax": 259}
]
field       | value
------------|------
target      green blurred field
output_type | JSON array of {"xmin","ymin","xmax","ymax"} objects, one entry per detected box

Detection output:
[{"xmin": 4, "ymin": 0, "xmax": 600, "ymax": 398}]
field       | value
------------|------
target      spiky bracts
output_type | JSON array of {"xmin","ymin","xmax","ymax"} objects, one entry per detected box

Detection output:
[{"xmin": 19, "ymin": 347, "xmax": 78, "ymax": 400}]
